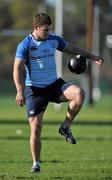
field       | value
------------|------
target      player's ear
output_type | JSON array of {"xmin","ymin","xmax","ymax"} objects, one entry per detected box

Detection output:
[
  {"xmin": 35, "ymin": 26, "xmax": 38, "ymax": 30},
  {"xmin": 33, "ymin": 24, "xmax": 38, "ymax": 30}
]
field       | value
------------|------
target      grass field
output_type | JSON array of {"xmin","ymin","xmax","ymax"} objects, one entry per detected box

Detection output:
[{"xmin": 0, "ymin": 95, "xmax": 112, "ymax": 179}]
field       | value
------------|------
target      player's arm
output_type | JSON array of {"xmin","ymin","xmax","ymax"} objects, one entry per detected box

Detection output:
[
  {"xmin": 63, "ymin": 42, "xmax": 104, "ymax": 66},
  {"xmin": 13, "ymin": 59, "xmax": 25, "ymax": 107}
]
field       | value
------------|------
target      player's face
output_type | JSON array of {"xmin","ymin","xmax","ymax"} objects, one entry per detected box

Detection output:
[{"xmin": 36, "ymin": 24, "xmax": 51, "ymax": 40}]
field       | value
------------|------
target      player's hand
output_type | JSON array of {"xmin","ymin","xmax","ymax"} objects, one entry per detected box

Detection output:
[
  {"xmin": 16, "ymin": 91, "xmax": 25, "ymax": 107},
  {"xmin": 93, "ymin": 56, "xmax": 104, "ymax": 66}
]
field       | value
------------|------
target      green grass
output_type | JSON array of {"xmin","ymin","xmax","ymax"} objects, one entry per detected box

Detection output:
[{"xmin": 0, "ymin": 95, "xmax": 112, "ymax": 179}]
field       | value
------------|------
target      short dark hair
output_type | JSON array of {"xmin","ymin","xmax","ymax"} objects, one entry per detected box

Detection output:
[{"xmin": 33, "ymin": 13, "xmax": 52, "ymax": 27}]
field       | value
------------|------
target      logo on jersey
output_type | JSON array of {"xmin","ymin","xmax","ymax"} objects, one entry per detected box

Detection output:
[
  {"xmin": 30, "ymin": 46, "xmax": 38, "ymax": 51},
  {"xmin": 42, "ymin": 49, "xmax": 49, "ymax": 53}
]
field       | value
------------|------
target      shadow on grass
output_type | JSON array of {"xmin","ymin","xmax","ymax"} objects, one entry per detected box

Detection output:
[
  {"xmin": 0, "ymin": 136, "xmax": 112, "ymax": 141},
  {"xmin": 0, "ymin": 120, "xmax": 112, "ymax": 125},
  {"xmin": 0, "ymin": 159, "xmax": 64, "ymax": 164}
]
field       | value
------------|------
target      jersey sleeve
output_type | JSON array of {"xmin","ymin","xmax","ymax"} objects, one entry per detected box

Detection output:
[
  {"xmin": 54, "ymin": 34, "xmax": 68, "ymax": 51},
  {"xmin": 15, "ymin": 36, "xmax": 30, "ymax": 60}
]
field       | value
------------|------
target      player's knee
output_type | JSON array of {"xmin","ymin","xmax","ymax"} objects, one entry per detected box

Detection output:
[
  {"xmin": 31, "ymin": 127, "xmax": 41, "ymax": 141},
  {"xmin": 30, "ymin": 122, "xmax": 42, "ymax": 139},
  {"xmin": 75, "ymin": 87, "xmax": 85, "ymax": 102}
]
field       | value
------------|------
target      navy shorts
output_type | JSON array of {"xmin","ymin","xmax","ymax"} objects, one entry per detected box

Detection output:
[{"xmin": 25, "ymin": 78, "xmax": 72, "ymax": 117}]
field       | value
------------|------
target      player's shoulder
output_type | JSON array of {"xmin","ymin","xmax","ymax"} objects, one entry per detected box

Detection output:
[
  {"xmin": 48, "ymin": 33, "xmax": 67, "ymax": 50},
  {"xmin": 48, "ymin": 33, "xmax": 63, "ymax": 40},
  {"xmin": 18, "ymin": 34, "xmax": 32, "ymax": 49}
]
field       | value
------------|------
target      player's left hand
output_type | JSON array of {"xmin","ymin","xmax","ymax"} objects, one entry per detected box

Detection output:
[{"xmin": 93, "ymin": 56, "xmax": 104, "ymax": 66}]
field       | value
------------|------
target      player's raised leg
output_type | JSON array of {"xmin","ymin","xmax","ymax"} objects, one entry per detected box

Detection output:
[{"xmin": 59, "ymin": 85, "xmax": 85, "ymax": 144}]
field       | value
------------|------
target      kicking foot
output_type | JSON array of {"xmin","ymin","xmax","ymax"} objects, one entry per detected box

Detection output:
[{"xmin": 59, "ymin": 125, "xmax": 76, "ymax": 144}]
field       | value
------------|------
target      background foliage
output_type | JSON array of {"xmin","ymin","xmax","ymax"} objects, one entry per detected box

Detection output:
[{"xmin": 0, "ymin": 0, "xmax": 112, "ymax": 98}]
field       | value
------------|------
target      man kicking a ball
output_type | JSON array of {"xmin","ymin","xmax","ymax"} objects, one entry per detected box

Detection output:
[{"xmin": 13, "ymin": 13, "xmax": 103, "ymax": 173}]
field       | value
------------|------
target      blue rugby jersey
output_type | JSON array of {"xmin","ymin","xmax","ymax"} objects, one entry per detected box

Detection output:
[{"xmin": 15, "ymin": 33, "xmax": 68, "ymax": 87}]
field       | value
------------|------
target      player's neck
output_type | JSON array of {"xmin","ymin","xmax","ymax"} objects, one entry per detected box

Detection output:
[
  {"xmin": 32, "ymin": 30, "xmax": 49, "ymax": 41},
  {"xmin": 32, "ymin": 31, "xmax": 39, "ymax": 40}
]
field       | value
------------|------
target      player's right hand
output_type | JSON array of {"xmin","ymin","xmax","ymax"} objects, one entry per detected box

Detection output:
[{"xmin": 16, "ymin": 91, "xmax": 25, "ymax": 107}]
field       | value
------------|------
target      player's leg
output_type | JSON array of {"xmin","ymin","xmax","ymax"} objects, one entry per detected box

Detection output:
[
  {"xmin": 61, "ymin": 84, "xmax": 85, "ymax": 126},
  {"xmin": 28, "ymin": 112, "xmax": 44, "ymax": 172},
  {"xmin": 25, "ymin": 86, "xmax": 48, "ymax": 172},
  {"xmin": 59, "ymin": 84, "xmax": 85, "ymax": 144}
]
